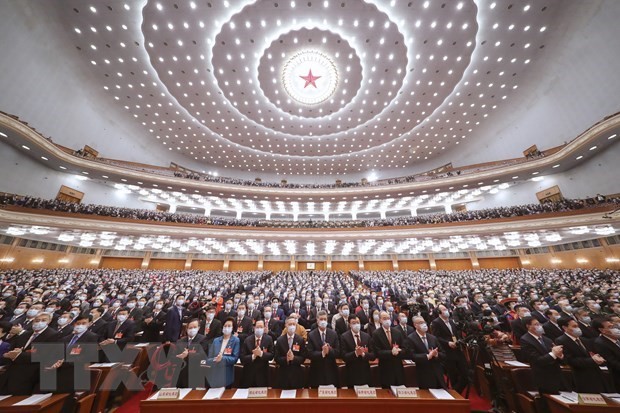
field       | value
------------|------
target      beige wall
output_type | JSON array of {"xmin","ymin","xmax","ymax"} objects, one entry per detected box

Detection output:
[{"xmin": 191, "ymin": 260, "xmax": 224, "ymax": 271}]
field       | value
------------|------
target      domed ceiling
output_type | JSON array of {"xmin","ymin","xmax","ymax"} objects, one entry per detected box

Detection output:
[{"xmin": 52, "ymin": 0, "xmax": 567, "ymax": 176}]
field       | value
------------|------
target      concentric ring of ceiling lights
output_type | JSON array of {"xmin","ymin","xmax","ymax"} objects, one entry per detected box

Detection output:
[{"xmin": 65, "ymin": 0, "xmax": 561, "ymax": 174}]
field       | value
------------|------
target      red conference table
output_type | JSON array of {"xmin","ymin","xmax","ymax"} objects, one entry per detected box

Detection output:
[{"xmin": 141, "ymin": 388, "xmax": 469, "ymax": 413}]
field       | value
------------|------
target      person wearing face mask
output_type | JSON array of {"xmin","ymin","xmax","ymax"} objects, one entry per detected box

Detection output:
[
  {"xmin": 262, "ymin": 305, "xmax": 281, "ymax": 341},
  {"xmin": 240, "ymin": 319, "xmax": 274, "ymax": 388},
  {"xmin": 519, "ymin": 317, "xmax": 567, "ymax": 395},
  {"xmin": 216, "ymin": 299, "xmax": 237, "ymax": 324},
  {"xmin": 307, "ymin": 311, "xmax": 340, "ymax": 387},
  {"xmin": 174, "ymin": 319, "xmax": 208, "ymax": 388},
  {"xmin": 201, "ymin": 306, "xmax": 223, "ymax": 345},
  {"xmin": 0, "ymin": 313, "xmax": 59, "ymax": 395},
  {"xmin": 9, "ymin": 303, "xmax": 29, "ymax": 326},
  {"xmin": 356, "ymin": 298, "xmax": 372, "ymax": 331},
  {"xmin": 163, "ymin": 295, "xmax": 189, "ymax": 343},
  {"xmin": 53, "ymin": 312, "xmax": 75, "ymax": 339},
  {"xmin": 397, "ymin": 312, "xmax": 414, "ymax": 336},
  {"xmin": 367, "ymin": 309, "xmax": 382, "ymax": 336},
  {"xmin": 275, "ymin": 316, "xmax": 306, "ymax": 389},
  {"xmin": 407, "ymin": 316, "xmax": 447, "ymax": 390},
  {"xmin": 371, "ymin": 311, "xmax": 407, "ymax": 388},
  {"xmin": 125, "ymin": 298, "xmax": 144, "ymax": 324},
  {"xmin": 542, "ymin": 309, "xmax": 564, "ymax": 341},
  {"xmin": 333, "ymin": 303, "xmax": 350, "ymax": 336},
  {"xmin": 101, "ymin": 308, "xmax": 136, "ymax": 352},
  {"xmin": 431, "ymin": 304, "xmax": 468, "ymax": 393},
  {"xmin": 593, "ymin": 318, "xmax": 620, "ymax": 392},
  {"xmin": 233, "ymin": 303, "xmax": 253, "ymax": 344},
  {"xmin": 22, "ymin": 303, "xmax": 44, "ymax": 331},
  {"xmin": 206, "ymin": 318, "xmax": 240, "ymax": 388},
  {"xmin": 341, "ymin": 315, "xmax": 375, "ymax": 387},
  {"xmin": 510, "ymin": 305, "xmax": 532, "ymax": 345},
  {"xmin": 574, "ymin": 308, "xmax": 598, "ymax": 341},
  {"xmin": 557, "ymin": 300, "xmax": 577, "ymax": 321},
  {"xmin": 142, "ymin": 300, "xmax": 167, "ymax": 343},
  {"xmin": 556, "ymin": 318, "xmax": 610, "ymax": 393},
  {"xmin": 530, "ymin": 300, "xmax": 549, "ymax": 324},
  {"xmin": 89, "ymin": 307, "xmax": 108, "ymax": 341}
]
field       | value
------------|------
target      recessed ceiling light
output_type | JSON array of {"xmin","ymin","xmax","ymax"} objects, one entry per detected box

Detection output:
[
  {"xmin": 40, "ymin": 156, "xmax": 48, "ymax": 161},
  {"xmin": 0, "ymin": 132, "xmax": 7, "ymax": 138},
  {"xmin": 576, "ymin": 155, "xmax": 583, "ymax": 160},
  {"xmin": 608, "ymin": 134, "xmax": 617, "ymax": 140},
  {"xmin": 552, "ymin": 164, "xmax": 560, "ymax": 168},
  {"xmin": 589, "ymin": 146, "xmax": 597, "ymax": 151},
  {"xmin": 59, "ymin": 166, "xmax": 67, "ymax": 170},
  {"xmin": 102, "ymin": 175, "xmax": 109, "ymax": 179},
  {"xmin": 21, "ymin": 145, "xmax": 30, "ymax": 150}
]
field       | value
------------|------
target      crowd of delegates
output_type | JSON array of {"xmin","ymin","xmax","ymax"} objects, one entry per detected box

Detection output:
[
  {"xmin": 2, "ymin": 193, "xmax": 617, "ymax": 229},
  {"xmin": 0, "ymin": 267, "xmax": 618, "ymax": 399}
]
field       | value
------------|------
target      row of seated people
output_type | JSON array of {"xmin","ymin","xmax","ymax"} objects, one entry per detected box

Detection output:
[
  {"xmin": 0, "ymin": 267, "xmax": 617, "ymax": 398},
  {"xmin": 1, "ymin": 193, "xmax": 617, "ymax": 228}
]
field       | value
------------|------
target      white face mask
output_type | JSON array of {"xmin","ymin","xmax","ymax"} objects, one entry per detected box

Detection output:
[
  {"xmin": 13, "ymin": 308, "xmax": 24, "ymax": 316},
  {"xmin": 373, "ymin": 314, "xmax": 380, "ymax": 322},
  {"xmin": 117, "ymin": 315, "xmax": 127, "ymax": 323},
  {"xmin": 58, "ymin": 317, "xmax": 69, "ymax": 326},
  {"xmin": 206, "ymin": 313, "xmax": 215, "ymax": 320},
  {"xmin": 32, "ymin": 321, "xmax": 47, "ymax": 332},
  {"xmin": 155, "ymin": 304, "xmax": 163, "ymax": 310},
  {"xmin": 237, "ymin": 310, "xmax": 246, "ymax": 317},
  {"xmin": 263, "ymin": 311, "xmax": 272, "ymax": 319},
  {"xmin": 351, "ymin": 323, "xmax": 361, "ymax": 333},
  {"xmin": 127, "ymin": 303, "xmax": 136, "ymax": 309},
  {"xmin": 73, "ymin": 325, "xmax": 87, "ymax": 334},
  {"xmin": 341, "ymin": 309, "xmax": 350, "ymax": 317},
  {"xmin": 382, "ymin": 320, "xmax": 392, "ymax": 329},
  {"xmin": 27, "ymin": 309, "xmax": 40, "ymax": 318},
  {"xmin": 400, "ymin": 317, "xmax": 408, "ymax": 325},
  {"xmin": 419, "ymin": 323, "xmax": 428, "ymax": 332},
  {"xmin": 222, "ymin": 326, "xmax": 233, "ymax": 336},
  {"xmin": 287, "ymin": 325, "xmax": 296, "ymax": 335},
  {"xmin": 442, "ymin": 310, "xmax": 450, "ymax": 318},
  {"xmin": 318, "ymin": 320, "xmax": 328, "ymax": 329},
  {"xmin": 254, "ymin": 328, "xmax": 264, "ymax": 337},
  {"xmin": 176, "ymin": 300, "xmax": 185, "ymax": 307},
  {"xmin": 534, "ymin": 325, "xmax": 544, "ymax": 335},
  {"xmin": 187, "ymin": 328, "xmax": 198, "ymax": 337}
]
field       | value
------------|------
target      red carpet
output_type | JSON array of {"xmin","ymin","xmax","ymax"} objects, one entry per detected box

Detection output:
[{"xmin": 115, "ymin": 384, "xmax": 492, "ymax": 413}]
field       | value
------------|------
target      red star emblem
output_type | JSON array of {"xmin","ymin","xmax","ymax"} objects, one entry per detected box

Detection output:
[{"xmin": 299, "ymin": 69, "xmax": 321, "ymax": 88}]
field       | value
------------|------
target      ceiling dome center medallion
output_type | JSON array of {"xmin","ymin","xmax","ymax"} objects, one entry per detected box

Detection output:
[{"xmin": 282, "ymin": 50, "xmax": 338, "ymax": 106}]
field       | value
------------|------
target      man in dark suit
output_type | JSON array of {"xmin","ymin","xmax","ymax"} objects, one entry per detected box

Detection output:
[
  {"xmin": 371, "ymin": 311, "xmax": 407, "ymax": 388},
  {"xmin": 233, "ymin": 303, "xmax": 253, "ymax": 344},
  {"xmin": 307, "ymin": 311, "xmax": 340, "ymax": 387},
  {"xmin": 53, "ymin": 312, "xmax": 75, "ymax": 339},
  {"xmin": 262, "ymin": 305, "xmax": 282, "ymax": 342},
  {"xmin": 593, "ymin": 318, "xmax": 620, "ymax": 392},
  {"xmin": 556, "ymin": 318, "xmax": 610, "ymax": 393},
  {"xmin": 530, "ymin": 300, "xmax": 549, "ymax": 324},
  {"xmin": 302, "ymin": 299, "xmax": 317, "ymax": 329},
  {"xmin": 8, "ymin": 302, "xmax": 28, "ymax": 326},
  {"xmin": 0, "ymin": 312, "xmax": 59, "ymax": 395},
  {"xmin": 174, "ymin": 319, "xmax": 208, "ymax": 388},
  {"xmin": 542, "ymin": 309, "xmax": 564, "ymax": 341},
  {"xmin": 334, "ymin": 303, "xmax": 350, "ymax": 337},
  {"xmin": 141, "ymin": 300, "xmax": 166, "ymax": 343},
  {"xmin": 574, "ymin": 308, "xmax": 598, "ymax": 343},
  {"xmin": 88, "ymin": 307, "xmax": 109, "ymax": 341},
  {"xmin": 510, "ymin": 306, "xmax": 531, "ymax": 345},
  {"xmin": 341, "ymin": 315, "xmax": 375, "ymax": 387},
  {"xmin": 240, "ymin": 320, "xmax": 274, "ymax": 387},
  {"xmin": 163, "ymin": 295, "xmax": 189, "ymax": 342},
  {"xmin": 407, "ymin": 316, "xmax": 447, "ymax": 389},
  {"xmin": 100, "ymin": 308, "xmax": 136, "ymax": 352},
  {"xmin": 397, "ymin": 312, "xmax": 414, "ymax": 337},
  {"xmin": 275, "ymin": 316, "xmax": 306, "ymax": 389},
  {"xmin": 519, "ymin": 316, "xmax": 567, "ymax": 394},
  {"xmin": 45, "ymin": 316, "xmax": 100, "ymax": 394},
  {"xmin": 270, "ymin": 299, "xmax": 286, "ymax": 324},
  {"xmin": 356, "ymin": 298, "xmax": 372, "ymax": 332},
  {"xmin": 431, "ymin": 305, "xmax": 468, "ymax": 392},
  {"xmin": 200, "ymin": 306, "xmax": 223, "ymax": 344},
  {"xmin": 216, "ymin": 299, "xmax": 236, "ymax": 324}
]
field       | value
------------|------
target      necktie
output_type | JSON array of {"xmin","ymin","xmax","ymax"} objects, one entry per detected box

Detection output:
[
  {"xmin": 288, "ymin": 336, "xmax": 293, "ymax": 349},
  {"xmin": 421, "ymin": 335, "xmax": 429, "ymax": 351},
  {"xmin": 576, "ymin": 338, "xmax": 586, "ymax": 352},
  {"xmin": 386, "ymin": 329, "xmax": 392, "ymax": 345},
  {"xmin": 256, "ymin": 337, "xmax": 260, "ymax": 348},
  {"xmin": 321, "ymin": 332, "xmax": 325, "ymax": 345},
  {"xmin": 538, "ymin": 337, "xmax": 546, "ymax": 349},
  {"xmin": 114, "ymin": 322, "xmax": 122, "ymax": 334},
  {"xmin": 446, "ymin": 320, "xmax": 453, "ymax": 335},
  {"xmin": 355, "ymin": 334, "xmax": 361, "ymax": 346},
  {"xmin": 25, "ymin": 332, "xmax": 39, "ymax": 349},
  {"xmin": 68, "ymin": 334, "xmax": 79, "ymax": 348}
]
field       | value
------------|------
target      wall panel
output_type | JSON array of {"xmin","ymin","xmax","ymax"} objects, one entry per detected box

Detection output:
[
  {"xmin": 228, "ymin": 261, "xmax": 258, "ymax": 271},
  {"xmin": 148, "ymin": 259, "xmax": 185, "ymax": 270},
  {"xmin": 331, "ymin": 261, "xmax": 359, "ymax": 272},
  {"xmin": 263, "ymin": 261, "xmax": 291, "ymax": 272},
  {"xmin": 435, "ymin": 259, "xmax": 473, "ymax": 271},
  {"xmin": 296, "ymin": 262, "xmax": 325, "ymax": 271},
  {"xmin": 364, "ymin": 261, "xmax": 394, "ymax": 271},
  {"xmin": 478, "ymin": 257, "xmax": 522, "ymax": 269},
  {"xmin": 99, "ymin": 257, "xmax": 142, "ymax": 269},
  {"xmin": 398, "ymin": 260, "xmax": 431, "ymax": 270},
  {"xmin": 191, "ymin": 260, "xmax": 224, "ymax": 271},
  {"xmin": 0, "ymin": 245, "xmax": 97, "ymax": 269}
]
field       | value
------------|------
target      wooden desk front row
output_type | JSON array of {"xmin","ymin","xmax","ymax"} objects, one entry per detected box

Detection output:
[
  {"xmin": 141, "ymin": 388, "xmax": 469, "ymax": 413},
  {"xmin": 545, "ymin": 395, "xmax": 620, "ymax": 413},
  {"xmin": 0, "ymin": 394, "xmax": 68, "ymax": 413}
]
